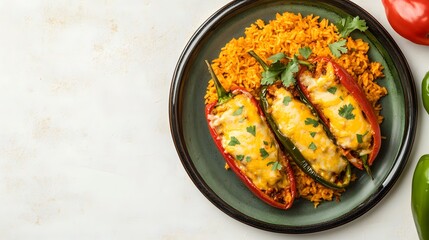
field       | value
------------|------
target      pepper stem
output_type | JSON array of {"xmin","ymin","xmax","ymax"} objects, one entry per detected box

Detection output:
[
  {"xmin": 362, "ymin": 154, "xmax": 373, "ymax": 180},
  {"xmin": 205, "ymin": 60, "xmax": 232, "ymax": 104},
  {"xmin": 248, "ymin": 50, "xmax": 269, "ymax": 71}
]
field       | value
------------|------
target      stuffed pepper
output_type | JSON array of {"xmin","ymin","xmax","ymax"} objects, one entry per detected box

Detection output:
[
  {"xmin": 204, "ymin": 60, "xmax": 297, "ymax": 209},
  {"xmin": 297, "ymin": 57, "xmax": 381, "ymax": 175},
  {"xmin": 249, "ymin": 51, "xmax": 351, "ymax": 190}
]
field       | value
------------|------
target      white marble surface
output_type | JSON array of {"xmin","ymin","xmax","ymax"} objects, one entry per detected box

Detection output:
[{"xmin": 0, "ymin": 0, "xmax": 428, "ymax": 239}]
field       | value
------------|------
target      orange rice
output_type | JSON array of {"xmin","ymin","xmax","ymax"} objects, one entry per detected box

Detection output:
[{"xmin": 204, "ymin": 12, "xmax": 386, "ymax": 207}]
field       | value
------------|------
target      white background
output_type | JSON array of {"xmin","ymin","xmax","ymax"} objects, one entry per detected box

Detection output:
[{"xmin": 0, "ymin": 0, "xmax": 427, "ymax": 239}]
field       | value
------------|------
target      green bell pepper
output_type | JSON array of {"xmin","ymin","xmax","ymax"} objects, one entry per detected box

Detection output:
[
  {"xmin": 422, "ymin": 71, "xmax": 429, "ymax": 115},
  {"xmin": 412, "ymin": 154, "xmax": 429, "ymax": 240}
]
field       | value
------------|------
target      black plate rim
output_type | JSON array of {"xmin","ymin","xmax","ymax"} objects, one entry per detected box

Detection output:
[{"xmin": 169, "ymin": 0, "xmax": 417, "ymax": 234}]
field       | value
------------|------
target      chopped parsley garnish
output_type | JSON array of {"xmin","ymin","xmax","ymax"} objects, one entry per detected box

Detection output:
[
  {"xmin": 228, "ymin": 136, "xmax": 241, "ymax": 146},
  {"xmin": 305, "ymin": 118, "xmax": 319, "ymax": 127},
  {"xmin": 267, "ymin": 161, "xmax": 283, "ymax": 171},
  {"xmin": 245, "ymin": 156, "xmax": 251, "ymax": 162},
  {"xmin": 298, "ymin": 46, "xmax": 312, "ymax": 59},
  {"xmin": 310, "ymin": 132, "xmax": 317, "ymax": 138},
  {"xmin": 327, "ymin": 86, "xmax": 337, "ymax": 94},
  {"xmin": 336, "ymin": 16, "xmax": 368, "ymax": 38},
  {"xmin": 309, "ymin": 142, "xmax": 317, "ymax": 151},
  {"xmin": 338, "ymin": 104, "xmax": 356, "ymax": 120},
  {"xmin": 357, "ymin": 131, "xmax": 369, "ymax": 144},
  {"xmin": 232, "ymin": 106, "xmax": 244, "ymax": 116},
  {"xmin": 283, "ymin": 96, "xmax": 292, "ymax": 106},
  {"xmin": 236, "ymin": 155, "xmax": 244, "ymax": 161},
  {"xmin": 329, "ymin": 39, "xmax": 348, "ymax": 58},
  {"xmin": 260, "ymin": 148, "xmax": 269, "ymax": 159},
  {"xmin": 263, "ymin": 141, "xmax": 269, "ymax": 146},
  {"xmin": 246, "ymin": 125, "xmax": 256, "ymax": 136}
]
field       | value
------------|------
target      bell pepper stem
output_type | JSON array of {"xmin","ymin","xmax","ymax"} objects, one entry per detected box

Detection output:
[{"xmin": 205, "ymin": 60, "xmax": 232, "ymax": 104}]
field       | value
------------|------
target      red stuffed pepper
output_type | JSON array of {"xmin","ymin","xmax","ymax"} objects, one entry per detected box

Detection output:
[
  {"xmin": 297, "ymin": 57, "xmax": 381, "ymax": 174},
  {"xmin": 204, "ymin": 60, "xmax": 297, "ymax": 209}
]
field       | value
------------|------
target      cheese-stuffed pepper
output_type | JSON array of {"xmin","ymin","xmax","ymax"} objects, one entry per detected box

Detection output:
[
  {"xmin": 297, "ymin": 57, "xmax": 381, "ymax": 175},
  {"xmin": 204, "ymin": 60, "xmax": 297, "ymax": 209}
]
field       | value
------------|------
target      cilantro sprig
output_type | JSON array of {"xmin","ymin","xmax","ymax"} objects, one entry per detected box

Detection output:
[
  {"xmin": 329, "ymin": 39, "xmax": 348, "ymax": 58},
  {"xmin": 259, "ymin": 53, "xmax": 300, "ymax": 87},
  {"xmin": 328, "ymin": 16, "xmax": 368, "ymax": 58},
  {"xmin": 248, "ymin": 51, "xmax": 312, "ymax": 87},
  {"xmin": 336, "ymin": 16, "xmax": 368, "ymax": 38}
]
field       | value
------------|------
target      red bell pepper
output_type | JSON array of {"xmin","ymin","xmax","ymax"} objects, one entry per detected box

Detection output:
[
  {"xmin": 297, "ymin": 57, "xmax": 381, "ymax": 174},
  {"xmin": 204, "ymin": 60, "xmax": 297, "ymax": 209},
  {"xmin": 382, "ymin": 0, "xmax": 429, "ymax": 45}
]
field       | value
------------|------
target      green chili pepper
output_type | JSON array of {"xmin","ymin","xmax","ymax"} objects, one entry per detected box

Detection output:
[
  {"xmin": 422, "ymin": 71, "xmax": 429, "ymax": 115},
  {"xmin": 411, "ymin": 154, "xmax": 429, "ymax": 240}
]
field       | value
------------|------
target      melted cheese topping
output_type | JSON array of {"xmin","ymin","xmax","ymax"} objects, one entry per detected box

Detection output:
[
  {"xmin": 269, "ymin": 87, "xmax": 348, "ymax": 183},
  {"xmin": 208, "ymin": 94, "xmax": 289, "ymax": 190},
  {"xmin": 299, "ymin": 62, "xmax": 373, "ymax": 155}
]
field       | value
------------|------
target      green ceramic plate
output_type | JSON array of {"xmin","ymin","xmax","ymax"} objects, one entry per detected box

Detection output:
[{"xmin": 169, "ymin": 0, "xmax": 417, "ymax": 233}]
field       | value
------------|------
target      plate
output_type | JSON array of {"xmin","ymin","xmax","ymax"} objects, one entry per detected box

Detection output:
[{"xmin": 169, "ymin": 0, "xmax": 417, "ymax": 233}]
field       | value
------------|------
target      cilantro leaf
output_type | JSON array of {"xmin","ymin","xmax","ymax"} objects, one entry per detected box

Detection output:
[
  {"xmin": 329, "ymin": 39, "xmax": 348, "ymax": 58},
  {"xmin": 327, "ymin": 86, "xmax": 337, "ymax": 94},
  {"xmin": 336, "ymin": 16, "xmax": 368, "ymax": 38},
  {"xmin": 283, "ymin": 96, "xmax": 292, "ymax": 106},
  {"xmin": 309, "ymin": 142, "xmax": 317, "ymax": 151},
  {"xmin": 267, "ymin": 161, "xmax": 283, "ymax": 171},
  {"xmin": 298, "ymin": 46, "xmax": 312, "ymax": 59},
  {"xmin": 260, "ymin": 148, "xmax": 269, "ymax": 159},
  {"xmin": 310, "ymin": 132, "xmax": 316, "ymax": 138},
  {"xmin": 249, "ymin": 51, "xmax": 306, "ymax": 86},
  {"xmin": 232, "ymin": 106, "xmax": 244, "ymax": 116},
  {"xmin": 269, "ymin": 60, "xmax": 287, "ymax": 71},
  {"xmin": 228, "ymin": 136, "xmax": 241, "ymax": 146},
  {"xmin": 261, "ymin": 70, "xmax": 282, "ymax": 85},
  {"xmin": 338, "ymin": 104, "xmax": 355, "ymax": 120},
  {"xmin": 280, "ymin": 55, "xmax": 299, "ymax": 87},
  {"xmin": 305, "ymin": 118, "xmax": 319, "ymax": 127},
  {"xmin": 245, "ymin": 156, "xmax": 251, "ymax": 162},
  {"xmin": 236, "ymin": 155, "xmax": 244, "ymax": 161},
  {"xmin": 268, "ymin": 52, "xmax": 286, "ymax": 62},
  {"xmin": 246, "ymin": 125, "xmax": 256, "ymax": 136}
]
